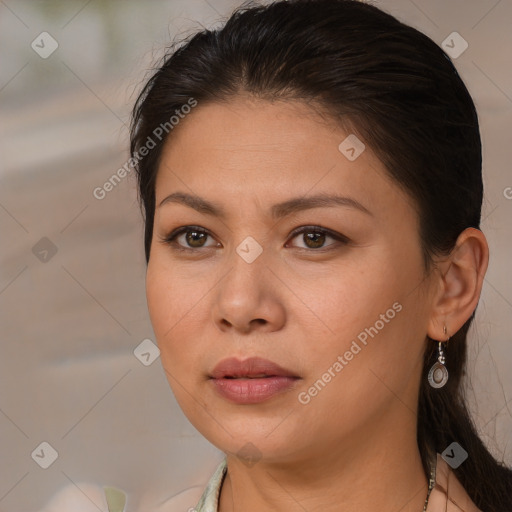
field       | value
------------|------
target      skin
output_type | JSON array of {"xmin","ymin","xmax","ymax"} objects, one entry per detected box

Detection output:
[{"xmin": 145, "ymin": 96, "xmax": 489, "ymax": 512}]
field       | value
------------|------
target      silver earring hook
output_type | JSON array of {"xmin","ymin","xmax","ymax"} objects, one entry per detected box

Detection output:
[{"xmin": 428, "ymin": 329, "xmax": 449, "ymax": 388}]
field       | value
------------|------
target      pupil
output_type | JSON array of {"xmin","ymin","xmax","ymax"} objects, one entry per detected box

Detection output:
[
  {"xmin": 187, "ymin": 230, "xmax": 206, "ymax": 247},
  {"xmin": 305, "ymin": 232, "xmax": 325, "ymax": 248}
]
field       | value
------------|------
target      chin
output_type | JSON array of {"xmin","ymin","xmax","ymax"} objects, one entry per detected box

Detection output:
[{"xmin": 194, "ymin": 414, "xmax": 307, "ymax": 464}]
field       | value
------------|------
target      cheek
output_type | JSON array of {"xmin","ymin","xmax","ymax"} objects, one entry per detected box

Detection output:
[
  {"xmin": 304, "ymin": 250, "xmax": 425, "ymax": 384},
  {"xmin": 308, "ymin": 256, "xmax": 398, "ymax": 338},
  {"xmin": 145, "ymin": 258, "xmax": 204, "ymax": 364},
  {"xmin": 144, "ymin": 249, "xmax": 233, "ymax": 386},
  {"xmin": 146, "ymin": 262, "xmax": 172, "ymax": 339},
  {"xmin": 145, "ymin": 260, "xmax": 211, "ymax": 416},
  {"xmin": 146, "ymin": 247, "xmax": 206, "ymax": 323}
]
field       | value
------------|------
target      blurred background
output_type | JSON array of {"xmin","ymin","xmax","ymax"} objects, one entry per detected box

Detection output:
[{"xmin": 0, "ymin": 0, "xmax": 511, "ymax": 511}]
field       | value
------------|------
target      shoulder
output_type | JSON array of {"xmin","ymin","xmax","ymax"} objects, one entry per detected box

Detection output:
[
  {"xmin": 38, "ymin": 458, "xmax": 227, "ymax": 512},
  {"xmin": 426, "ymin": 453, "xmax": 482, "ymax": 512},
  {"xmin": 38, "ymin": 483, "xmax": 109, "ymax": 512},
  {"xmin": 152, "ymin": 458, "xmax": 227, "ymax": 512},
  {"xmin": 149, "ymin": 486, "xmax": 205, "ymax": 512},
  {"xmin": 38, "ymin": 483, "xmax": 210, "ymax": 512}
]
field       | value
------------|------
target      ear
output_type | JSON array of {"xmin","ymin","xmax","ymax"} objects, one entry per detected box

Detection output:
[{"xmin": 427, "ymin": 227, "xmax": 489, "ymax": 341}]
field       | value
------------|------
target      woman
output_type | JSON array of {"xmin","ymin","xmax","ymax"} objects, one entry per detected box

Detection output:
[{"xmin": 130, "ymin": 0, "xmax": 512, "ymax": 510}]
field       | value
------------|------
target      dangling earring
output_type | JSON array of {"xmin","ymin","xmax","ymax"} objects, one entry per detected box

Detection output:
[{"xmin": 428, "ymin": 326, "xmax": 449, "ymax": 388}]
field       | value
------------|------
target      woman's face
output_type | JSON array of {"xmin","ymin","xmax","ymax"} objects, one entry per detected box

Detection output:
[{"xmin": 146, "ymin": 96, "xmax": 437, "ymax": 465}]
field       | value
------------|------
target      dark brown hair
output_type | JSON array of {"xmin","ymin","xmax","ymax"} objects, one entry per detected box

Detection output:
[{"xmin": 130, "ymin": 0, "xmax": 512, "ymax": 508}]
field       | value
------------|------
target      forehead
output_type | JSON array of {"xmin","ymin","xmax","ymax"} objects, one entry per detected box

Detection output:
[
  {"xmin": 158, "ymin": 97, "xmax": 339, "ymax": 167},
  {"xmin": 154, "ymin": 97, "xmax": 414, "ymax": 221}
]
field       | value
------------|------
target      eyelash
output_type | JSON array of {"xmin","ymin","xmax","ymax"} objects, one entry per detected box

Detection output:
[{"xmin": 159, "ymin": 225, "xmax": 350, "ymax": 253}]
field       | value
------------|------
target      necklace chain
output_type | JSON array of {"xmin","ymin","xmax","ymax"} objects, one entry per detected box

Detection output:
[{"xmin": 422, "ymin": 456, "xmax": 437, "ymax": 512}]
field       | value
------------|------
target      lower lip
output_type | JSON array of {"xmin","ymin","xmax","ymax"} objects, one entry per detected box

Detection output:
[{"xmin": 210, "ymin": 376, "xmax": 299, "ymax": 404}]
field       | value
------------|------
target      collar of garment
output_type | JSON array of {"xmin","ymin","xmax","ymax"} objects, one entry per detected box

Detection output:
[{"xmin": 193, "ymin": 453, "xmax": 482, "ymax": 512}]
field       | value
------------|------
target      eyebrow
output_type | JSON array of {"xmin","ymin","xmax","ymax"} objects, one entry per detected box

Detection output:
[{"xmin": 157, "ymin": 191, "xmax": 372, "ymax": 219}]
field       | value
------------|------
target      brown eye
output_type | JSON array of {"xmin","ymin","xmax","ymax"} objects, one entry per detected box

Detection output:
[
  {"xmin": 161, "ymin": 225, "xmax": 348, "ymax": 253},
  {"xmin": 184, "ymin": 229, "xmax": 209, "ymax": 248},
  {"xmin": 161, "ymin": 226, "xmax": 219, "ymax": 251},
  {"xmin": 287, "ymin": 226, "xmax": 349, "ymax": 250},
  {"xmin": 302, "ymin": 231, "xmax": 327, "ymax": 249}
]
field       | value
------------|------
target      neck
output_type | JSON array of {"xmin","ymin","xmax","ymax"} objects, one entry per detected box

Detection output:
[{"xmin": 218, "ymin": 417, "xmax": 428, "ymax": 512}]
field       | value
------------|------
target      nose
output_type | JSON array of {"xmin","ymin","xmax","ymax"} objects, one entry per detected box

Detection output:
[{"xmin": 211, "ymin": 245, "xmax": 286, "ymax": 335}]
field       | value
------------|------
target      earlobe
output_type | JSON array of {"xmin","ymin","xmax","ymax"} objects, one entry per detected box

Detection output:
[{"xmin": 427, "ymin": 227, "xmax": 489, "ymax": 340}]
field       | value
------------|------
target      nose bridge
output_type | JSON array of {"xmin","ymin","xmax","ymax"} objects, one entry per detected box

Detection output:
[
  {"xmin": 224, "ymin": 233, "xmax": 268, "ymax": 293},
  {"xmin": 213, "ymin": 192, "xmax": 279, "ymax": 290},
  {"xmin": 211, "ymin": 231, "xmax": 278, "ymax": 331},
  {"xmin": 235, "ymin": 234, "xmax": 265, "ymax": 266}
]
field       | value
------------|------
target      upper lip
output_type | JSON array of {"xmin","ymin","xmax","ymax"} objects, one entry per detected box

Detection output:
[{"xmin": 210, "ymin": 357, "xmax": 299, "ymax": 379}]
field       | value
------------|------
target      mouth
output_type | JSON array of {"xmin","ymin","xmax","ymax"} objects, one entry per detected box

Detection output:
[
  {"xmin": 223, "ymin": 374, "xmax": 278, "ymax": 379},
  {"xmin": 209, "ymin": 357, "xmax": 300, "ymax": 404},
  {"xmin": 209, "ymin": 356, "xmax": 299, "ymax": 380}
]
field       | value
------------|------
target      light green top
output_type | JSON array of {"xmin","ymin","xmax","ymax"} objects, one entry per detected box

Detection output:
[
  {"xmin": 104, "ymin": 486, "xmax": 127, "ymax": 512},
  {"xmin": 193, "ymin": 458, "xmax": 228, "ymax": 512}
]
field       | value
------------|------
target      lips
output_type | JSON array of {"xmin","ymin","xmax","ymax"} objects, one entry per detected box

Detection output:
[
  {"xmin": 209, "ymin": 356, "xmax": 299, "ymax": 380},
  {"xmin": 209, "ymin": 357, "xmax": 300, "ymax": 404}
]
